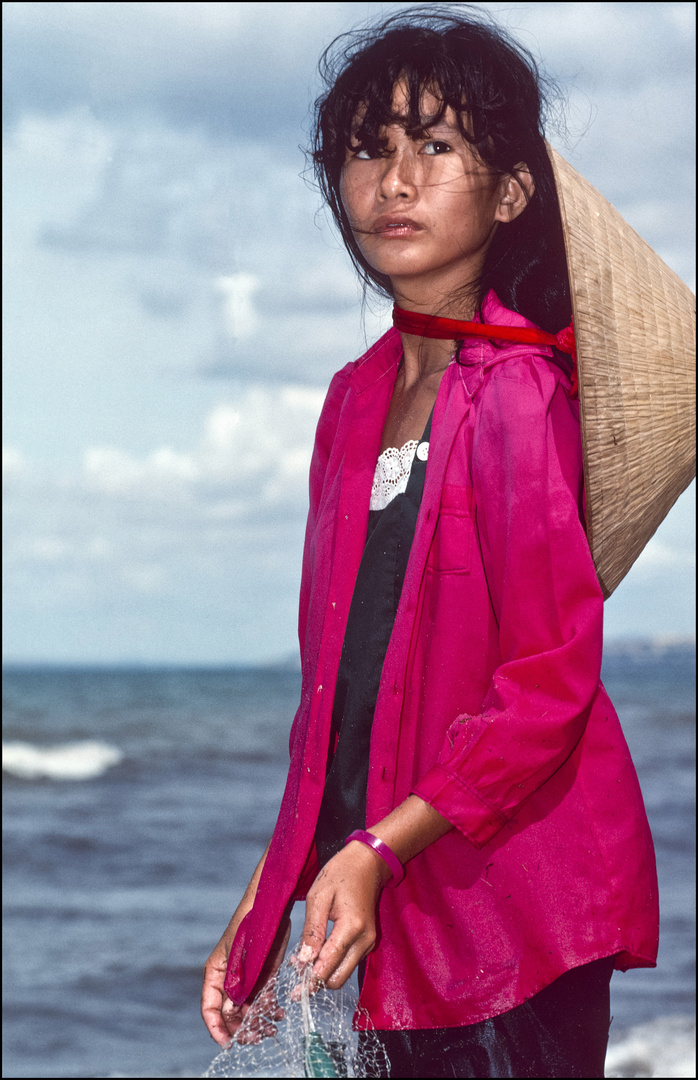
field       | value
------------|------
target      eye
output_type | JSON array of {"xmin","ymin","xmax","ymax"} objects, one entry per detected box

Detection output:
[
  {"xmin": 353, "ymin": 147, "xmax": 373, "ymax": 160},
  {"xmin": 422, "ymin": 140, "xmax": 452, "ymax": 156}
]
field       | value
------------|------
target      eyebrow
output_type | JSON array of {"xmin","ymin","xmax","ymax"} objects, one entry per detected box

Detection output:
[{"xmin": 349, "ymin": 115, "xmax": 464, "ymax": 140}]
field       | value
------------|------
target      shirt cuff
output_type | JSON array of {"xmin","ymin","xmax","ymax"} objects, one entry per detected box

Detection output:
[{"xmin": 412, "ymin": 764, "xmax": 509, "ymax": 849}]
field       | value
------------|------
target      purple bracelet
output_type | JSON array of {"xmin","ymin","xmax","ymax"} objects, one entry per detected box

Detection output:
[{"xmin": 345, "ymin": 829, "xmax": 405, "ymax": 887}]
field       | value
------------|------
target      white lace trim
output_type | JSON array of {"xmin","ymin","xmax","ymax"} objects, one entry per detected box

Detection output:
[{"xmin": 370, "ymin": 440, "xmax": 419, "ymax": 511}]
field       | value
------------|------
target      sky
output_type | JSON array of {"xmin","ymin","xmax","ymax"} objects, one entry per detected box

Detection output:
[{"xmin": 3, "ymin": 1, "xmax": 695, "ymax": 665}]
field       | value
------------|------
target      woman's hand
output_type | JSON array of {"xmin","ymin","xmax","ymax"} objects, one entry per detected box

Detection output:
[
  {"xmin": 201, "ymin": 902, "xmax": 252, "ymax": 1046},
  {"xmin": 298, "ymin": 799, "xmax": 453, "ymax": 992},
  {"xmin": 298, "ymin": 839, "xmax": 392, "ymax": 990},
  {"xmin": 202, "ymin": 839, "xmax": 291, "ymax": 1047},
  {"xmin": 202, "ymin": 905, "xmax": 292, "ymax": 1046}
]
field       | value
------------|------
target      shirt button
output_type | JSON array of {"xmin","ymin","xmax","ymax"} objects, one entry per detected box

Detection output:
[{"xmin": 417, "ymin": 442, "xmax": 429, "ymax": 461}]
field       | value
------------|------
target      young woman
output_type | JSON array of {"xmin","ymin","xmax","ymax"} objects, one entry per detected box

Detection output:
[{"xmin": 202, "ymin": 9, "xmax": 659, "ymax": 1077}]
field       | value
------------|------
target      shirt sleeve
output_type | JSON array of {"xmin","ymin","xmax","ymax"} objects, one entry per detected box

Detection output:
[{"xmin": 412, "ymin": 357, "xmax": 604, "ymax": 848}]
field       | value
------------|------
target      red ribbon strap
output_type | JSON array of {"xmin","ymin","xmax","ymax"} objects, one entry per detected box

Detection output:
[{"xmin": 392, "ymin": 306, "xmax": 578, "ymax": 398}]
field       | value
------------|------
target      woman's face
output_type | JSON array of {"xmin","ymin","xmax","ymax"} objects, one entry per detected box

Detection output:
[{"xmin": 340, "ymin": 81, "xmax": 531, "ymax": 309}]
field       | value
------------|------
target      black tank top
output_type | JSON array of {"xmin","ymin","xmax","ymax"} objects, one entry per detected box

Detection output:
[{"xmin": 314, "ymin": 410, "xmax": 433, "ymax": 867}]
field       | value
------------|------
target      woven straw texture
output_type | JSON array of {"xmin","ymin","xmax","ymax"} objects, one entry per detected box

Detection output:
[{"xmin": 548, "ymin": 146, "xmax": 696, "ymax": 598}]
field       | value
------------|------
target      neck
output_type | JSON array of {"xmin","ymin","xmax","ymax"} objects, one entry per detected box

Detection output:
[
  {"xmin": 392, "ymin": 286, "xmax": 479, "ymax": 387},
  {"xmin": 397, "ymin": 333, "xmax": 455, "ymax": 388}
]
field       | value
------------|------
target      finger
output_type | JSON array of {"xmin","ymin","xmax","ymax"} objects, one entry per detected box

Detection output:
[
  {"xmin": 314, "ymin": 922, "xmax": 372, "ymax": 987},
  {"xmin": 289, "ymin": 970, "xmax": 324, "ymax": 1002},
  {"xmin": 312, "ymin": 923, "xmax": 353, "ymax": 982},
  {"xmin": 202, "ymin": 980, "xmax": 237, "ymax": 1046},
  {"xmin": 236, "ymin": 1028, "xmax": 262, "ymax": 1046},
  {"xmin": 236, "ymin": 1009, "xmax": 277, "ymax": 1044},
  {"xmin": 299, "ymin": 896, "xmax": 333, "ymax": 962},
  {"xmin": 249, "ymin": 988, "xmax": 280, "ymax": 1026},
  {"xmin": 221, "ymin": 1000, "xmax": 245, "ymax": 1038},
  {"xmin": 324, "ymin": 942, "xmax": 368, "ymax": 988}
]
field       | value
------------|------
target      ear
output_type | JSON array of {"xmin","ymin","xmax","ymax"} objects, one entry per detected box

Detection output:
[{"xmin": 493, "ymin": 163, "xmax": 535, "ymax": 224}]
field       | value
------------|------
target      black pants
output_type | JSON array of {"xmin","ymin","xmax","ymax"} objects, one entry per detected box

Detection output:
[{"xmin": 359, "ymin": 956, "xmax": 614, "ymax": 1079}]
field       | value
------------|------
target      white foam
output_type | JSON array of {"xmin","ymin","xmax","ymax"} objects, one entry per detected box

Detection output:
[
  {"xmin": 2, "ymin": 739, "xmax": 124, "ymax": 780},
  {"xmin": 98, "ymin": 1015, "xmax": 697, "ymax": 1079},
  {"xmin": 606, "ymin": 1015, "xmax": 696, "ymax": 1078}
]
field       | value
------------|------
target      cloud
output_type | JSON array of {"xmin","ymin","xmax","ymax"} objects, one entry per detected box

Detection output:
[
  {"xmin": 2, "ymin": 0, "xmax": 353, "ymax": 139},
  {"xmin": 506, "ymin": 1, "xmax": 695, "ymax": 75},
  {"xmin": 3, "ymin": 446, "xmax": 27, "ymax": 481},
  {"xmin": 4, "ymin": 439, "xmax": 696, "ymax": 662},
  {"xmin": 15, "ymin": 107, "xmax": 377, "ymax": 373},
  {"xmin": 9, "ymin": 5, "xmax": 693, "ymax": 311},
  {"xmin": 603, "ymin": 478, "xmax": 696, "ymax": 639},
  {"xmin": 78, "ymin": 386, "xmax": 326, "ymax": 507},
  {"xmin": 4, "ymin": 384, "xmax": 324, "ymax": 574},
  {"xmin": 7, "ymin": 5, "xmax": 694, "ymax": 386},
  {"xmin": 634, "ymin": 538, "xmax": 695, "ymax": 571},
  {"xmin": 83, "ymin": 444, "xmax": 200, "ymax": 495},
  {"xmin": 630, "ymin": 482, "xmax": 696, "ymax": 575},
  {"xmin": 216, "ymin": 273, "xmax": 262, "ymax": 340},
  {"xmin": 38, "ymin": 122, "xmax": 236, "ymax": 268},
  {"xmin": 4, "ymin": 3, "xmax": 694, "ymax": 135},
  {"xmin": 134, "ymin": 283, "xmax": 191, "ymax": 319},
  {"xmin": 2, "ymin": 2, "xmax": 695, "ymax": 662},
  {"xmin": 2, "ymin": 385, "xmax": 329, "ymax": 661}
]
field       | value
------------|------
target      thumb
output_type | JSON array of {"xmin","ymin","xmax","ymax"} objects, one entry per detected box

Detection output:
[{"xmin": 299, "ymin": 892, "xmax": 332, "ymax": 962}]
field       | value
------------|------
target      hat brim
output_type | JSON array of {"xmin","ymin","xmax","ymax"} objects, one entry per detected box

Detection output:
[{"xmin": 547, "ymin": 145, "xmax": 696, "ymax": 598}]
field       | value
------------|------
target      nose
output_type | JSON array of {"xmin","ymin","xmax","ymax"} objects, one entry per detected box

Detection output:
[{"xmin": 377, "ymin": 145, "xmax": 418, "ymax": 202}]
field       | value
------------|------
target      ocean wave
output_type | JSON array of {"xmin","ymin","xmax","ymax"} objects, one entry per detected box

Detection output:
[
  {"xmin": 94, "ymin": 1016, "xmax": 697, "ymax": 1079},
  {"xmin": 2, "ymin": 739, "xmax": 124, "ymax": 780},
  {"xmin": 606, "ymin": 1015, "xmax": 695, "ymax": 1078}
]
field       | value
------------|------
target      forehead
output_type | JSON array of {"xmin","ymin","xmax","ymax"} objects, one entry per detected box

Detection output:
[
  {"xmin": 353, "ymin": 77, "xmax": 462, "ymax": 130},
  {"xmin": 392, "ymin": 78, "xmax": 440, "ymax": 114}
]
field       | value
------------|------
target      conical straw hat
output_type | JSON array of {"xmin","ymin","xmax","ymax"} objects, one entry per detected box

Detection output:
[{"xmin": 547, "ymin": 144, "xmax": 696, "ymax": 598}]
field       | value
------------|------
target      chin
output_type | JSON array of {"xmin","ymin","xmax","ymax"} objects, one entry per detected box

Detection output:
[{"xmin": 361, "ymin": 252, "xmax": 435, "ymax": 280}]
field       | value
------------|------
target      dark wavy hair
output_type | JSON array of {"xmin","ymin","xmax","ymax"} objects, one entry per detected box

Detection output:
[{"xmin": 310, "ymin": 4, "xmax": 571, "ymax": 335}]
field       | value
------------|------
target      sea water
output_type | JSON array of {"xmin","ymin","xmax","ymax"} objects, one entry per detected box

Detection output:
[{"xmin": 2, "ymin": 643, "xmax": 695, "ymax": 1078}]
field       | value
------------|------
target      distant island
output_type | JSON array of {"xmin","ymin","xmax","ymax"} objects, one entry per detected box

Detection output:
[{"xmin": 602, "ymin": 637, "xmax": 695, "ymax": 660}]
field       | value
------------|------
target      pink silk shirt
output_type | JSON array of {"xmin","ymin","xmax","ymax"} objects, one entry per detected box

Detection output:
[{"xmin": 224, "ymin": 290, "xmax": 659, "ymax": 1030}]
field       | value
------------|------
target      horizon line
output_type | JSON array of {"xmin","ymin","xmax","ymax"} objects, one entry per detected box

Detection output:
[{"xmin": 2, "ymin": 635, "xmax": 696, "ymax": 670}]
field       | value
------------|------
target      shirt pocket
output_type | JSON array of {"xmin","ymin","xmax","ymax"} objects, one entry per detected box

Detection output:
[{"xmin": 431, "ymin": 483, "xmax": 475, "ymax": 574}]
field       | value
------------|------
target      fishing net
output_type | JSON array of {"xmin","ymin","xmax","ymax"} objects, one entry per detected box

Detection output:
[{"xmin": 203, "ymin": 940, "xmax": 390, "ymax": 1078}]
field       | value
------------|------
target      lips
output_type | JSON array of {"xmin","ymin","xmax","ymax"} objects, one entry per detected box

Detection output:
[{"xmin": 372, "ymin": 215, "xmax": 424, "ymax": 236}]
